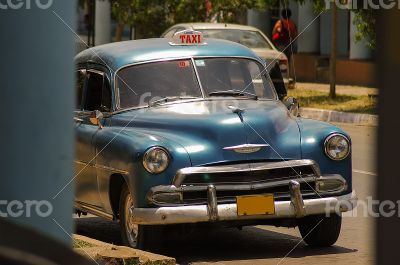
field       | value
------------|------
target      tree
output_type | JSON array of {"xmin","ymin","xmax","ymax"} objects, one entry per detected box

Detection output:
[
  {"xmin": 110, "ymin": 0, "xmax": 135, "ymax": 41},
  {"xmin": 329, "ymin": 0, "xmax": 337, "ymax": 99},
  {"xmin": 110, "ymin": 0, "xmax": 264, "ymax": 41},
  {"xmin": 210, "ymin": 0, "xmax": 263, "ymax": 23},
  {"xmin": 111, "ymin": 0, "xmax": 171, "ymax": 41},
  {"xmin": 167, "ymin": 0, "xmax": 208, "ymax": 24},
  {"xmin": 352, "ymin": 8, "xmax": 376, "ymax": 50}
]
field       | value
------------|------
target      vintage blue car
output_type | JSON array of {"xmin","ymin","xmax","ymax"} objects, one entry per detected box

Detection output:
[{"xmin": 74, "ymin": 30, "xmax": 357, "ymax": 250}]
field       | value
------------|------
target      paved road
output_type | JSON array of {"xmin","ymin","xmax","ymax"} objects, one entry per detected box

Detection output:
[{"xmin": 74, "ymin": 123, "xmax": 376, "ymax": 265}]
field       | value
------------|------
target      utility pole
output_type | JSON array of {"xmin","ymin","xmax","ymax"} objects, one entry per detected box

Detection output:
[
  {"xmin": 0, "ymin": 2, "xmax": 75, "ymax": 245},
  {"xmin": 329, "ymin": 1, "xmax": 337, "ymax": 99},
  {"xmin": 85, "ymin": 0, "xmax": 96, "ymax": 47}
]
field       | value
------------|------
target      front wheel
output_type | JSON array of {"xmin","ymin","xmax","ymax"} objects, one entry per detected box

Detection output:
[
  {"xmin": 119, "ymin": 185, "xmax": 163, "ymax": 250},
  {"xmin": 298, "ymin": 214, "xmax": 342, "ymax": 247},
  {"xmin": 119, "ymin": 185, "xmax": 141, "ymax": 248}
]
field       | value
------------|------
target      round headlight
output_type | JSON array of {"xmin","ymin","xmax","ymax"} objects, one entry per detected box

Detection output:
[
  {"xmin": 143, "ymin": 147, "xmax": 170, "ymax": 174},
  {"xmin": 324, "ymin": 134, "xmax": 350, "ymax": 161}
]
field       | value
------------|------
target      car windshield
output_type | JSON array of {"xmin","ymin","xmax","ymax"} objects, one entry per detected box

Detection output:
[
  {"xmin": 116, "ymin": 58, "xmax": 276, "ymax": 109},
  {"xmin": 198, "ymin": 29, "xmax": 273, "ymax": 49},
  {"xmin": 117, "ymin": 60, "xmax": 202, "ymax": 109},
  {"xmin": 194, "ymin": 58, "xmax": 276, "ymax": 99}
]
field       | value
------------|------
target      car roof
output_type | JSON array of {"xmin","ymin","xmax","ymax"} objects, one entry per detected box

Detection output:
[
  {"xmin": 75, "ymin": 38, "xmax": 260, "ymax": 72},
  {"xmin": 171, "ymin": 23, "xmax": 262, "ymax": 31}
]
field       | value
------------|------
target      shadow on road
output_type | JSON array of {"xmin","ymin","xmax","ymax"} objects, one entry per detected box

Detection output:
[
  {"xmin": 75, "ymin": 217, "xmax": 357, "ymax": 264},
  {"xmin": 75, "ymin": 216, "xmax": 122, "ymax": 245}
]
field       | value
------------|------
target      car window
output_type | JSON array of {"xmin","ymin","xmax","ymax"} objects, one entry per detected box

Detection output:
[
  {"xmin": 163, "ymin": 27, "xmax": 185, "ymax": 38},
  {"xmin": 75, "ymin": 70, "xmax": 86, "ymax": 110},
  {"xmin": 195, "ymin": 58, "xmax": 276, "ymax": 99},
  {"xmin": 84, "ymin": 71, "xmax": 112, "ymax": 112},
  {"xmin": 163, "ymin": 29, "xmax": 174, "ymax": 38},
  {"xmin": 117, "ymin": 60, "xmax": 202, "ymax": 109},
  {"xmin": 199, "ymin": 29, "xmax": 273, "ymax": 49}
]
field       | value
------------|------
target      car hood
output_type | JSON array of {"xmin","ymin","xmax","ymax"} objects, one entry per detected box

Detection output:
[{"xmin": 112, "ymin": 99, "xmax": 301, "ymax": 166}]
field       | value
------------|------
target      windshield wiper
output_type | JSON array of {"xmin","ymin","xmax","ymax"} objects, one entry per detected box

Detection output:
[
  {"xmin": 148, "ymin": 96, "xmax": 200, "ymax": 107},
  {"xmin": 208, "ymin": 90, "xmax": 258, "ymax": 99}
]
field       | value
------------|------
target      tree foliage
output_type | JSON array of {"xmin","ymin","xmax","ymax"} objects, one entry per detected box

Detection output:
[
  {"xmin": 110, "ymin": 0, "xmax": 375, "ymax": 48},
  {"xmin": 110, "ymin": 0, "xmax": 264, "ymax": 39},
  {"xmin": 110, "ymin": 0, "xmax": 170, "ymax": 38},
  {"xmin": 211, "ymin": 0, "xmax": 263, "ymax": 23},
  {"xmin": 167, "ymin": 0, "xmax": 208, "ymax": 24},
  {"xmin": 352, "ymin": 8, "xmax": 376, "ymax": 49}
]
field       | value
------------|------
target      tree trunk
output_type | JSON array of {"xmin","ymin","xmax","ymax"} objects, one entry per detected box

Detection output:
[
  {"xmin": 115, "ymin": 22, "xmax": 124, "ymax": 42},
  {"xmin": 329, "ymin": 1, "xmax": 337, "ymax": 99}
]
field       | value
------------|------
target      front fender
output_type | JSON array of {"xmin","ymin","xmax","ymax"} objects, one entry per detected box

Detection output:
[
  {"xmin": 93, "ymin": 127, "xmax": 191, "ymax": 209},
  {"xmin": 297, "ymin": 118, "xmax": 352, "ymax": 194}
]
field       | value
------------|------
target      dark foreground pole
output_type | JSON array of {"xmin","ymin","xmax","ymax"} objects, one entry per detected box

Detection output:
[
  {"xmin": 0, "ymin": 1, "xmax": 75, "ymax": 245},
  {"xmin": 377, "ymin": 7, "xmax": 400, "ymax": 265}
]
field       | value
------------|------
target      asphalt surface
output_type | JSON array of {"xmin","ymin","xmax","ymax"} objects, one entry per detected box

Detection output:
[{"xmin": 74, "ymin": 123, "xmax": 376, "ymax": 265}]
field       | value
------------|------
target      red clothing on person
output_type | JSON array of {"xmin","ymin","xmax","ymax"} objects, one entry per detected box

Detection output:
[{"xmin": 272, "ymin": 19, "xmax": 298, "ymax": 47}]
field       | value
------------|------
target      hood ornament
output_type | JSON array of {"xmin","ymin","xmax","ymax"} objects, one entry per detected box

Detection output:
[
  {"xmin": 228, "ymin": 105, "xmax": 245, "ymax": 122},
  {"xmin": 223, "ymin": 144, "xmax": 269, "ymax": 154}
]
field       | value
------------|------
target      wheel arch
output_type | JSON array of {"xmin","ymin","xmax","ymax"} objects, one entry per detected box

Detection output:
[{"xmin": 109, "ymin": 173, "xmax": 128, "ymax": 220}]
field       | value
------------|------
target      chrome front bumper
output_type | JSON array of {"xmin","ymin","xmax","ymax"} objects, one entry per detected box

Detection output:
[{"xmin": 130, "ymin": 181, "xmax": 357, "ymax": 225}]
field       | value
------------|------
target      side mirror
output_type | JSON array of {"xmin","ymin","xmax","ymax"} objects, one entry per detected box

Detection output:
[
  {"xmin": 89, "ymin": 110, "xmax": 104, "ymax": 129},
  {"xmin": 284, "ymin": 97, "xmax": 300, "ymax": 117}
]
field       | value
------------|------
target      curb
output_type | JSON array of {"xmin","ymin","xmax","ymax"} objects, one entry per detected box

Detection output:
[
  {"xmin": 300, "ymin": 107, "xmax": 378, "ymax": 126},
  {"xmin": 73, "ymin": 234, "xmax": 175, "ymax": 265}
]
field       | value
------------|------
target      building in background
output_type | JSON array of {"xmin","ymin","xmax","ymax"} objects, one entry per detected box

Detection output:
[{"xmin": 247, "ymin": 3, "xmax": 376, "ymax": 87}]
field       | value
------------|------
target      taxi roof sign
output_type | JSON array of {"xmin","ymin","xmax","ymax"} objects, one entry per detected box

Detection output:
[{"xmin": 170, "ymin": 30, "xmax": 206, "ymax": 46}]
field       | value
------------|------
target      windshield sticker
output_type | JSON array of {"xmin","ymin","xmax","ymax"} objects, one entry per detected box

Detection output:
[{"xmin": 178, "ymin": 60, "xmax": 191, "ymax": 68}]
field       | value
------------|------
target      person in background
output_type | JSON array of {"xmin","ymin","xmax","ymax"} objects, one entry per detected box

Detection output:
[{"xmin": 272, "ymin": 8, "xmax": 298, "ymax": 58}]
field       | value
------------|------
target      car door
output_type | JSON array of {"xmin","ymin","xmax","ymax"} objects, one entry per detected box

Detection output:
[{"xmin": 74, "ymin": 68, "xmax": 110, "ymax": 208}]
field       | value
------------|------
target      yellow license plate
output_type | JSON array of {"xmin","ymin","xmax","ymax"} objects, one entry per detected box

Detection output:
[{"xmin": 236, "ymin": 194, "xmax": 275, "ymax": 216}]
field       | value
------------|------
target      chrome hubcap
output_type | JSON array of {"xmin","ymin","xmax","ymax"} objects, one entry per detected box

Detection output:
[{"xmin": 124, "ymin": 193, "xmax": 138, "ymax": 248}]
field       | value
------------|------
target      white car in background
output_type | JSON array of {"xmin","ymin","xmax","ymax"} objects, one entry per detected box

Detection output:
[{"xmin": 162, "ymin": 23, "xmax": 292, "ymax": 88}]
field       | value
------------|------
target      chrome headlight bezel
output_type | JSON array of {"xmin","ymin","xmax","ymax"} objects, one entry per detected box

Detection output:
[
  {"xmin": 324, "ymin": 133, "xmax": 351, "ymax": 161},
  {"xmin": 143, "ymin": 146, "xmax": 170, "ymax": 174}
]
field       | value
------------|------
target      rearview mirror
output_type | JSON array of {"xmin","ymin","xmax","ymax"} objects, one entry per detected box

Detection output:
[
  {"xmin": 89, "ymin": 110, "xmax": 104, "ymax": 129},
  {"xmin": 284, "ymin": 97, "xmax": 300, "ymax": 117}
]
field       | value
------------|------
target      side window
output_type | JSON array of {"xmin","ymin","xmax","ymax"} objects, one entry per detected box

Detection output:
[
  {"xmin": 84, "ymin": 71, "xmax": 112, "ymax": 112},
  {"xmin": 163, "ymin": 29, "xmax": 176, "ymax": 38},
  {"xmin": 163, "ymin": 27, "xmax": 185, "ymax": 38},
  {"xmin": 76, "ymin": 70, "xmax": 86, "ymax": 110}
]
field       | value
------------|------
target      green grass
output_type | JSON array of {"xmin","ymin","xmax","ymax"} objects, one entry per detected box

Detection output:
[
  {"xmin": 288, "ymin": 89, "xmax": 377, "ymax": 114},
  {"xmin": 73, "ymin": 239, "xmax": 95, "ymax": 249}
]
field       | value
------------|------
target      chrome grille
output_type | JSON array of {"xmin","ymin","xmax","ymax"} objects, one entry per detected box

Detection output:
[
  {"xmin": 181, "ymin": 180, "xmax": 316, "ymax": 204},
  {"xmin": 168, "ymin": 160, "xmax": 320, "ymax": 205},
  {"xmin": 180, "ymin": 165, "xmax": 315, "ymax": 185}
]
